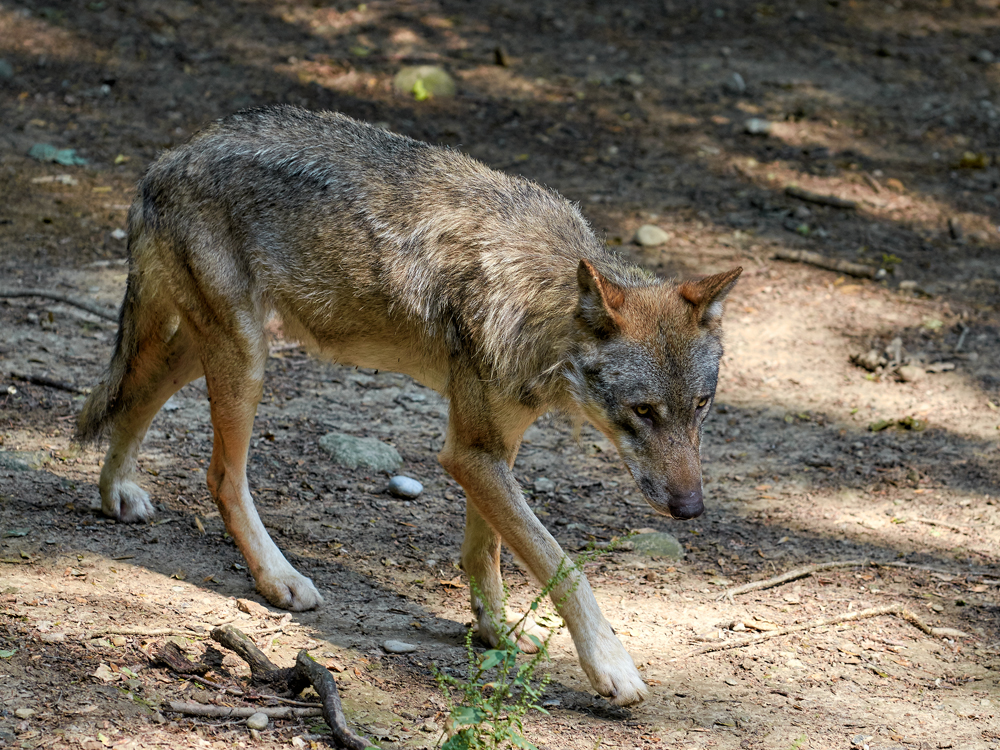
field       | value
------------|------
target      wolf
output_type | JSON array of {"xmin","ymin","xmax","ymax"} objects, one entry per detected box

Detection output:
[{"xmin": 77, "ymin": 106, "xmax": 740, "ymax": 706}]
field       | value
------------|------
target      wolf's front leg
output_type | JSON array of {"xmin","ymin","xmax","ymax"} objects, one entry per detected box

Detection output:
[
  {"xmin": 441, "ymin": 418, "xmax": 647, "ymax": 706},
  {"xmin": 462, "ymin": 503, "xmax": 548, "ymax": 654}
]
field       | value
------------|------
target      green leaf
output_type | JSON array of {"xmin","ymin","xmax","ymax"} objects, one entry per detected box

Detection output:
[
  {"xmin": 412, "ymin": 78, "xmax": 430, "ymax": 101},
  {"xmin": 442, "ymin": 732, "xmax": 472, "ymax": 750},
  {"xmin": 510, "ymin": 734, "xmax": 539, "ymax": 749},
  {"xmin": 0, "ymin": 649, "xmax": 16, "ymax": 659},
  {"xmin": 480, "ymin": 650, "xmax": 505, "ymax": 670},
  {"xmin": 524, "ymin": 633, "xmax": 542, "ymax": 650},
  {"xmin": 530, "ymin": 601, "xmax": 539, "ymax": 611},
  {"xmin": 451, "ymin": 706, "xmax": 487, "ymax": 726}
]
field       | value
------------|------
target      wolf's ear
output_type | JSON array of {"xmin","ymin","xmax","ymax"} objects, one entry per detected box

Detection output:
[
  {"xmin": 577, "ymin": 259, "xmax": 626, "ymax": 337},
  {"xmin": 678, "ymin": 267, "xmax": 742, "ymax": 327}
]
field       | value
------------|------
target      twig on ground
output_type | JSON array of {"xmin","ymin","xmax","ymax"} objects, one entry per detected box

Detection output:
[
  {"xmin": 772, "ymin": 249, "xmax": 880, "ymax": 279},
  {"xmin": 87, "ymin": 627, "xmax": 204, "ymax": 638},
  {"xmin": 719, "ymin": 560, "xmax": 867, "ymax": 601},
  {"xmin": 0, "ymin": 558, "xmax": 33, "ymax": 564},
  {"xmin": 680, "ymin": 604, "xmax": 970, "ymax": 658},
  {"xmin": 785, "ymin": 185, "xmax": 858, "ymax": 209},
  {"xmin": 166, "ymin": 702, "xmax": 322, "ymax": 720},
  {"xmin": 721, "ymin": 559, "xmax": 978, "ymax": 601},
  {"xmin": 0, "ymin": 288, "xmax": 117, "ymax": 322},
  {"xmin": 9, "ymin": 371, "xmax": 86, "ymax": 394},
  {"xmin": 913, "ymin": 518, "xmax": 970, "ymax": 534}
]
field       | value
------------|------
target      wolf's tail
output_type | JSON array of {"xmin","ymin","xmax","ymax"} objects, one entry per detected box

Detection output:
[{"xmin": 75, "ymin": 208, "xmax": 148, "ymax": 445}]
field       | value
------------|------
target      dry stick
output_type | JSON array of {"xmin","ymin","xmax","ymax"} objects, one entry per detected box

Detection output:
[
  {"xmin": 784, "ymin": 185, "xmax": 858, "ymax": 209},
  {"xmin": 680, "ymin": 604, "xmax": 970, "ymax": 658},
  {"xmin": 211, "ymin": 625, "xmax": 288, "ymax": 682},
  {"xmin": 913, "ymin": 518, "xmax": 970, "ymax": 534},
  {"xmin": 719, "ymin": 559, "xmax": 867, "ymax": 601},
  {"xmin": 772, "ymin": 249, "xmax": 879, "ymax": 279},
  {"xmin": 87, "ymin": 626, "xmax": 204, "ymax": 638},
  {"xmin": 0, "ymin": 288, "xmax": 117, "ymax": 322},
  {"xmin": 295, "ymin": 650, "xmax": 371, "ymax": 750},
  {"xmin": 722, "ymin": 559, "xmax": 980, "ymax": 603},
  {"xmin": 166, "ymin": 702, "xmax": 321, "ymax": 720},
  {"xmin": 10, "ymin": 371, "xmax": 86, "ymax": 395}
]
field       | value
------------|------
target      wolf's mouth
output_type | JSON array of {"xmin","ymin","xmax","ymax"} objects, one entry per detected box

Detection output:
[{"xmin": 634, "ymin": 475, "xmax": 704, "ymax": 520}]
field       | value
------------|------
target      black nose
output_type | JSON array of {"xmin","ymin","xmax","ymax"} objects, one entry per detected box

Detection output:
[{"xmin": 669, "ymin": 490, "xmax": 704, "ymax": 520}]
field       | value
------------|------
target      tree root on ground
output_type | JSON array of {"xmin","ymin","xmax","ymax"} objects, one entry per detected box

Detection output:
[{"xmin": 161, "ymin": 625, "xmax": 371, "ymax": 749}]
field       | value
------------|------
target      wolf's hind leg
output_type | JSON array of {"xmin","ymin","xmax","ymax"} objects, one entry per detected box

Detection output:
[
  {"xmin": 100, "ymin": 321, "xmax": 202, "ymax": 522},
  {"xmin": 201, "ymin": 335, "xmax": 322, "ymax": 612}
]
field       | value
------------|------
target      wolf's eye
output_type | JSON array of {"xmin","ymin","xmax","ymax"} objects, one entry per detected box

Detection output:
[
  {"xmin": 634, "ymin": 404, "xmax": 652, "ymax": 418},
  {"xmin": 696, "ymin": 397, "xmax": 710, "ymax": 409}
]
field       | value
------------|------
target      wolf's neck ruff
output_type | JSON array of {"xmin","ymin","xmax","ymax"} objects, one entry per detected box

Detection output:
[{"xmin": 77, "ymin": 105, "xmax": 740, "ymax": 708}]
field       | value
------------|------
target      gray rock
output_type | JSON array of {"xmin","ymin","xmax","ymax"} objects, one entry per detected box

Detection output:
[
  {"xmin": 0, "ymin": 450, "xmax": 50, "ymax": 471},
  {"xmin": 318, "ymin": 433, "xmax": 401, "ymax": 473},
  {"xmin": 383, "ymin": 639, "xmax": 417, "ymax": 654},
  {"xmin": 388, "ymin": 475, "xmax": 423, "ymax": 499},
  {"xmin": 630, "ymin": 531, "xmax": 685, "ymax": 559},
  {"xmin": 393, "ymin": 65, "xmax": 456, "ymax": 98},
  {"xmin": 725, "ymin": 72, "xmax": 746, "ymax": 94},
  {"xmin": 245, "ymin": 712, "xmax": 269, "ymax": 730},
  {"xmin": 533, "ymin": 477, "xmax": 556, "ymax": 494},
  {"xmin": 0, "ymin": 59, "xmax": 13, "ymax": 78},
  {"xmin": 14, "ymin": 708, "xmax": 35, "ymax": 719},
  {"xmin": 975, "ymin": 49, "xmax": 995, "ymax": 64},
  {"xmin": 744, "ymin": 118, "xmax": 773, "ymax": 135},
  {"xmin": 634, "ymin": 224, "xmax": 671, "ymax": 247},
  {"xmin": 896, "ymin": 365, "xmax": 925, "ymax": 383}
]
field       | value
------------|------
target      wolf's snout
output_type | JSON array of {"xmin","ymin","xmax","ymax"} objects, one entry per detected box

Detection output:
[{"xmin": 668, "ymin": 489, "xmax": 704, "ymax": 520}]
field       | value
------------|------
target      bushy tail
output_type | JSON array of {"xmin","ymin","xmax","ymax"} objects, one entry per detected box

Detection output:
[{"xmin": 76, "ymin": 206, "xmax": 148, "ymax": 446}]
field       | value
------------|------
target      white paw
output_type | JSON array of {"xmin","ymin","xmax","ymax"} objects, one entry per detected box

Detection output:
[
  {"xmin": 578, "ymin": 625, "xmax": 649, "ymax": 706},
  {"xmin": 256, "ymin": 567, "xmax": 323, "ymax": 611},
  {"xmin": 101, "ymin": 480, "xmax": 155, "ymax": 523}
]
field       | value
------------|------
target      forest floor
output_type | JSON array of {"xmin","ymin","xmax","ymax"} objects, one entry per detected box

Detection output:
[{"xmin": 1, "ymin": 1, "xmax": 999, "ymax": 749}]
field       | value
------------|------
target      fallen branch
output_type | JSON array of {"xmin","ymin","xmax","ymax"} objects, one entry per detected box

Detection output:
[
  {"xmin": 166, "ymin": 702, "xmax": 321, "ymax": 720},
  {"xmin": 0, "ymin": 288, "xmax": 117, "ymax": 322},
  {"xmin": 772, "ymin": 249, "xmax": 881, "ymax": 279},
  {"xmin": 203, "ymin": 625, "xmax": 370, "ymax": 749},
  {"xmin": 785, "ymin": 185, "xmax": 857, "ymax": 209},
  {"xmin": 681, "ymin": 604, "xmax": 970, "ymax": 658},
  {"xmin": 719, "ymin": 560, "xmax": 867, "ymax": 601},
  {"xmin": 296, "ymin": 650, "xmax": 370, "ymax": 750},
  {"xmin": 211, "ymin": 625, "xmax": 296, "ymax": 688},
  {"xmin": 156, "ymin": 641, "xmax": 209, "ymax": 675},
  {"xmin": 10, "ymin": 371, "xmax": 86, "ymax": 395}
]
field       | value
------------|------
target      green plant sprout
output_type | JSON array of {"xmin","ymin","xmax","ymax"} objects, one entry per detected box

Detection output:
[{"xmin": 433, "ymin": 537, "xmax": 632, "ymax": 750}]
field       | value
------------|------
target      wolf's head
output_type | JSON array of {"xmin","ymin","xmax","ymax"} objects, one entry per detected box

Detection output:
[{"xmin": 567, "ymin": 260, "xmax": 742, "ymax": 520}]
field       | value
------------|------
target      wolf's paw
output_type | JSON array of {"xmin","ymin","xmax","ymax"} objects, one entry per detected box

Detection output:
[
  {"xmin": 578, "ymin": 625, "xmax": 649, "ymax": 707},
  {"xmin": 256, "ymin": 567, "xmax": 323, "ymax": 612},
  {"xmin": 477, "ymin": 614, "xmax": 549, "ymax": 654},
  {"xmin": 101, "ymin": 480, "xmax": 155, "ymax": 523}
]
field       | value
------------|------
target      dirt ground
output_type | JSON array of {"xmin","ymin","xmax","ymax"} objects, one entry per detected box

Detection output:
[{"xmin": 2, "ymin": 0, "xmax": 1000, "ymax": 748}]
